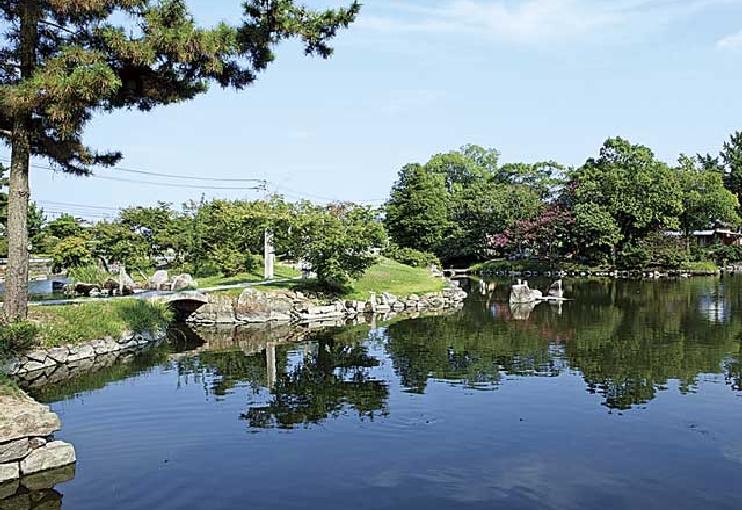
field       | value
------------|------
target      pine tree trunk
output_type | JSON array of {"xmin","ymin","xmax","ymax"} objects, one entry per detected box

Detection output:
[
  {"xmin": 5, "ymin": 129, "xmax": 30, "ymax": 320},
  {"xmin": 5, "ymin": 0, "xmax": 38, "ymax": 320}
]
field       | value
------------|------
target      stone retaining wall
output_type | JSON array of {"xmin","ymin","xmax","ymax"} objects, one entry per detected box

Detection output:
[
  {"xmin": 0, "ymin": 392, "xmax": 75, "ymax": 484},
  {"xmin": 3, "ymin": 329, "xmax": 164, "ymax": 389},
  {"xmin": 188, "ymin": 287, "xmax": 468, "ymax": 326}
]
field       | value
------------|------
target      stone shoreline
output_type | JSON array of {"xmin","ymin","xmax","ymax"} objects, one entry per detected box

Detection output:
[
  {"xmin": 189, "ymin": 286, "xmax": 468, "ymax": 325},
  {"xmin": 0, "ymin": 391, "xmax": 75, "ymax": 484},
  {"xmin": 3, "ymin": 330, "xmax": 165, "ymax": 389}
]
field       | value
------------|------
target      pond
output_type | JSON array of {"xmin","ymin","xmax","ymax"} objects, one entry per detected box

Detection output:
[{"xmin": 12, "ymin": 277, "xmax": 742, "ymax": 510}]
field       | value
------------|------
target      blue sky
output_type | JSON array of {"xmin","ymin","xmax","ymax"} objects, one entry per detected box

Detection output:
[{"xmin": 3, "ymin": 0, "xmax": 742, "ymax": 220}]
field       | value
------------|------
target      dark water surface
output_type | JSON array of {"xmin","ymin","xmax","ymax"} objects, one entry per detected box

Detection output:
[{"xmin": 18, "ymin": 277, "xmax": 742, "ymax": 510}]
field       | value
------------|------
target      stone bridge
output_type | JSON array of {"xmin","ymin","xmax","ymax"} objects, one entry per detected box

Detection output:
[{"xmin": 150, "ymin": 291, "xmax": 209, "ymax": 320}]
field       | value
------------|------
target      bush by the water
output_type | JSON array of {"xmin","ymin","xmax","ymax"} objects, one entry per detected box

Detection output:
[
  {"xmin": 68, "ymin": 264, "xmax": 112, "ymax": 287},
  {"xmin": 32, "ymin": 300, "xmax": 174, "ymax": 347},
  {"xmin": 384, "ymin": 245, "xmax": 440, "ymax": 268},
  {"xmin": 0, "ymin": 320, "xmax": 39, "ymax": 356}
]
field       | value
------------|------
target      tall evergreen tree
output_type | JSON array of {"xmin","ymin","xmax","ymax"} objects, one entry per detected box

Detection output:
[
  {"xmin": 720, "ymin": 131, "xmax": 742, "ymax": 206},
  {"xmin": 0, "ymin": 0, "xmax": 360, "ymax": 319},
  {"xmin": 385, "ymin": 163, "xmax": 450, "ymax": 254}
]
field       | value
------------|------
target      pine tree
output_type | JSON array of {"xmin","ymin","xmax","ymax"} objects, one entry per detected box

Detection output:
[{"xmin": 0, "ymin": 0, "xmax": 360, "ymax": 319}]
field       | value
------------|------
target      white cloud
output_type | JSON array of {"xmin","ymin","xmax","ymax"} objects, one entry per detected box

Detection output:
[
  {"xmin": 358, "ymin": 0, "xmax": 741, "ymax": 46},
  {"xmin": 717, "ymin": 29, "xmax": 742, "ymax": 50}
]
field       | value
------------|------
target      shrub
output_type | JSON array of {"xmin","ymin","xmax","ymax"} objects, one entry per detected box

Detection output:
[
  {"xmin": 68, "ymin": 264, "xmax": 111, "ymax": 287},
  {"xmin": 384, "ymin": 244, "xmax": 441, "ymax": 268},
  {"xmin": 0, "ymin": 320, "xmax": 39, "ymax": 357}
]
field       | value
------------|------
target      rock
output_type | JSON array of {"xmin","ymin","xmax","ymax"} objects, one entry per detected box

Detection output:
[
  {"xmin": 20, "ymin": 463, "xmax": 75, "ymax": 491},
  {"xmin": 73, "ymin": 283, "xmax": 99, "ymax": 297},
  {"xmin": 306, "ymin": 305, "xmax": 337, "ymax": 316},
  {"xmin": 19, "ymin": 359, "xmax": 55, "ymax": 374},
  {"xmin": 172, "ymin": 273, "xmax": 197, "ymax": 291},
  {"xmin": 382, "ymin": 292, "xmax": 398, "ymax": 305},
  {"xmin": 392, "ymin": 302, "xmax": 406, "ymax": 312},
  {"xmin": 0, "ymin": 478, "xmax": 19, "ymax": 499},
  {"xmin": 453, "ymin": 290, "xmax": 468, "ymax": 301},
  {"xmin": 1, "ymin": 358, "xmax": 20, "ymax": 376},
  {"xmin": 509, "ymin": 281, "xmax": 542, "ymax": 304},
  {"xmin": 407, "ymin": 294, "xmax": 420, "ymax": 302},
  {"xmin": 364, "ymin": 299, "xmax": 376, "ymax": 314},
  {"xmin": 46, "ymin": 348, "xmax": 69, "ymax": 365},
  {"xmin": 24, "ymin": 351, "xmax": 48, "ymax": 363},
  {"xmin": 235, "ymin": 289, "xmax": 292, "ymax": 323},
  {"xmin": 0, "ymin": 463, "xmax": 19, "ymax": 484},
  {"xmin": 148, "ymin": 270, "xmax": 169, "ymax": 290},
  {"xmin": 66, "ymin": 344, "xmax": 94, "ymax": 363},
  {"xmin": 0, "ymin": 395, "xmax": 61, "ymax": 443},
  {"xmin": 547, "ymin": 279, "xmax": 564, "ymax": 299},
  {"xmin": 295, "ymin": 291, "xmax": 305, "ymax": 300},
  {"xmin": 428, "ymin": 298, "xmax": 445, "ymax": 309},
  {"xmin": 90, "ymin": 340, "xmax": 111, "ymax": 355},
  {"xmin": 19, "ymin": 442, "xmax": 76, "ymax": 476},
  {"xmin": 28, "ymin": 438, "xmax": 47, "ymax": 450},
  {"xmin": 0, "ymin": 439, "xmax": 29, "ymax": 463}
]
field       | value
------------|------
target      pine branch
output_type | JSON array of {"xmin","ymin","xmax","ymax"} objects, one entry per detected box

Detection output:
[{"xmin": 38, "ymin": 19, "xmax": 77, "ymax": 36}]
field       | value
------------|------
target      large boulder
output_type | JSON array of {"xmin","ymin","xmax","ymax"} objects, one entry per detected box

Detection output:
[
  {"xmin": 509, "ymin": 281, "xmax": 542, "ymax": 304},
  {"xmin": 0, "ymin": 394, "xmax": 61, "ymax": 443},
  {"xmin": 172, "ymin": 274, "xmax": 197, "ymax": 291},
  {"xmin": 19, "ymin": 441, "xmax": 76, "ymax": 476},
  {"xmin": 148, "ymin": 270, "xmax": 169, "ymax": 290},
  {"xmin": 189, "ymin": 294, "xmax": 235, "ymax": 324},
  {"xmin": 236, "ymin": 289, "xmax": 292, "ymax": 323}
]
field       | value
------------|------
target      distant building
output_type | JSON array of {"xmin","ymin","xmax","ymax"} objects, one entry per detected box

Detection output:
[{"xmin": 692, "ymin": 229, "xmax": 742, "ymax": 248}]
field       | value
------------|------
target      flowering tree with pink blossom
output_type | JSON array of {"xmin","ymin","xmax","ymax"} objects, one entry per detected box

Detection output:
[{"xmin": 490, "ymin": 205, "xmax": 575, "ymax": 262}]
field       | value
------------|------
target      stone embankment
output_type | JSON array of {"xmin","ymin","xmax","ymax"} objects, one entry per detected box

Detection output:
[
  {"xmin": 188, "ymin": 286, "xmax": 468, "ymax": 325},
  {"xmin": 3, "ymin": 330, "xmax": 164, "ymax": 390},
  {"xmin": 0, "ymin": 392, "xmax": 75, "ymax": 484}
]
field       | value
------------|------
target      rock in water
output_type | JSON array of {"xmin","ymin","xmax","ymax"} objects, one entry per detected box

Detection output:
[
  {"xmin": 509, "ymin": 280, "xmax": 542, "ymax": 304},
  {"xmin": 547, "ymin": 279, "xmax": 564, "ymax": 299}
]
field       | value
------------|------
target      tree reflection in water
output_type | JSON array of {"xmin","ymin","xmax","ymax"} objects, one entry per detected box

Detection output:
[
  {"xmin": 385, "ymin": 277, "xmax": 742, "ymax": 409},
  {"xmin": 241, "ymin": 330, "xmax": 389, "ymax": 429}
]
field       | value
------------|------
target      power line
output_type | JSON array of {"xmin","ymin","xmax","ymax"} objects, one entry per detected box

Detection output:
[
  {"xmin": 0, "ymin": 158, "xmax": 266, "ymax": 191},
  {"xmin": 0, "ymin": 156, "xmax": 265, "ymax": 183},
  {"xmin": 37, "ymin": 200, "xmax": 121, "ymax": 211}
]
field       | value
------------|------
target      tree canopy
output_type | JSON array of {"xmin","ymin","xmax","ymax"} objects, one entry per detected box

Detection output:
[{"xmin": 0, "ymin": 0, "xmax": 360, "ymax": 318}]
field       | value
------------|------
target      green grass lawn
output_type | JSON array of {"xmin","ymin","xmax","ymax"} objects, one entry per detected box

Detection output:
[
  {"xmin": 29, "ymin": 299, "xmax": 174, "ymax": 348},
  {"xmin": 197, "ymin": 263, "xmax": 301, "ymax": 288},
  {"xmin": 344, "ymin": 258, "xmax": 446, "ymax": 300},
  {"xmin": 212, "ymin": 258, "xmax": 446, "ymax": 300}
]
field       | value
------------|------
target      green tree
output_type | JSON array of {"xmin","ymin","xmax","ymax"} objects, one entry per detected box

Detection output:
[
  {"xmin": 571, "ymin": 203, "xmax": 622, "ymax": 264},
  {"xmin": 720, "ymin": 131, "xmax": 742, "ymax": 206},
  {"xmin": 385, "ymin": 163, "xmax": 450, "ymax": 254},
  {"xmin": 293, "ymin": 202, "xmax": 385, "ymax": 291},
  {"xmin": 89, "ymin": 220, "xmax": 146, "ymax": 269},
  {"xmin": 0, "ymin": 0, "xmax": 360, "ymax": 319},
  {"xmin": 570, "ymin": 137, "xmax": 683, "ymax": 246},
  {"xmin": 51, "ymin": 235, "xmax": 91, "ymax": 272},
  {"xmin": 676, "ymin": 154, "xmax": 740, "ymax": 250}
]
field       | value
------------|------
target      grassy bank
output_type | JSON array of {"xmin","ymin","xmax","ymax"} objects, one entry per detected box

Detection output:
[
  {"xmin": 214, "ymin": 258, "xmax": 446, "ymax": 300},
  {"xmin": 343, "ymin": 258, "xmax": 446, "ymax": 300},
  {"xmin": 197, "ymin": 263, "xmax": 301, "ymax": 288},
  {"xmin": 28, "ymin": 300, "xmax": 174, "ymax": 348}
]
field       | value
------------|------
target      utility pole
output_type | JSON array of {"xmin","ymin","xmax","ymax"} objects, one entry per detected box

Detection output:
[
  {"xmin": 193, "ymin": 193, "xmax": 206, "ymax": 276},
  {"xmin": 261, "ymin": 180, "xmax": 274, "ymax": 280}
]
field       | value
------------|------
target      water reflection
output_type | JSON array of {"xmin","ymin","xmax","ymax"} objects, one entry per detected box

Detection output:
[
  {"xmin": 24, "ymin": 277, "xmax": 742, "ymax": 415},
  {"xmin": 0, "ymin": 465, "xmax": 75, "ymax": 510}
]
